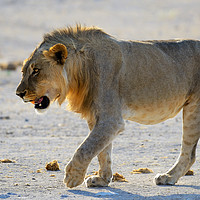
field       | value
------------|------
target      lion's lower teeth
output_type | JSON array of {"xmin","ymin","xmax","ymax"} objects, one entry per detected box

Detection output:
[{"xmin": 39, "ymin": 104, "xmax": 42, "ymax": 106}]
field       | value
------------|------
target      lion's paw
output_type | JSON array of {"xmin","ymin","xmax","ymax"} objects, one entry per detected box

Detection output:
[
  {"xmin": 85, "ymin": 175, "xmax": 110, "ymax": 187},
  {"xmin": 63, "ymin": 161, "xmax": 86, "ymax": 188},
  {"xmin": 154, "ymin": 173, "xmax": 177, "ymax": 185}
]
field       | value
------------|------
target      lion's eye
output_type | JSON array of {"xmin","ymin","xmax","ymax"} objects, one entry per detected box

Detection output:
[{"xmin": 32, "ymin": 68, "xmax": 40, "ymax": 75}]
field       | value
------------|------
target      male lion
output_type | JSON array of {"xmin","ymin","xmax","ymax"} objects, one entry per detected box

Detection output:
[{"xmin": 16, "ymin": 25, "xmax": 200, "ymax": 188}]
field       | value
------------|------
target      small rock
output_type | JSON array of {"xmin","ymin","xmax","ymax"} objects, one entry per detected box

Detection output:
[
  {"xmin": 0, "ymin": 116, "xmax": 10, "ymax": 120},
  {"xmin": 36, "ymin": 169, "xmax": 43, "ymax": 173},
  {"xmin": 6, "ymin": 132, "xmax": 13, "ymax": 135}
]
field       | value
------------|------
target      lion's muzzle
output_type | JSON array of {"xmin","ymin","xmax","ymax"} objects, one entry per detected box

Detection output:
[{"xmin": 16, "ymin": 90, "xmax": 26, "ymax": 99}]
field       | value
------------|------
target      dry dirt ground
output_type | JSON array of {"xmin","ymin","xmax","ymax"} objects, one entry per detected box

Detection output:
[{"xmin": 1, "ymin": 0, "xmax": 200, "ymax": 199}]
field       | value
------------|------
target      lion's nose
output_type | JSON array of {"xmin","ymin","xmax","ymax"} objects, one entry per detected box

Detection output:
[{"xmin": 16, "ymin": 91, "xmax": 26, "ymax": 99}]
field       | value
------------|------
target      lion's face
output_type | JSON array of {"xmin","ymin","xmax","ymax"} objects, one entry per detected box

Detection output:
[{"xmin": 16, "ymin": 43, "xmax": 68, "ymax": 113}]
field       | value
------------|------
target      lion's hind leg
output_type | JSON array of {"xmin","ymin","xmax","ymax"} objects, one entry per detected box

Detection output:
[
  {"xmin": 155, "ymin": 97, "xmax": 200, "ymax": 185},
  {"xmin": 85, "ymin": 143, "xmax": 112, "ymax": 187}
]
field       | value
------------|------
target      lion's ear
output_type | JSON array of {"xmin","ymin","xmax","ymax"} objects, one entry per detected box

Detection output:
[{"xmin": 43, "ymin": 43, "xmax": 68, "ymax": 65}]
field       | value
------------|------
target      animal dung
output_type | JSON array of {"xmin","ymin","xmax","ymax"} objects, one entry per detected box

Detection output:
[
  {"xmin": 185, "ymin": 169, "xmax": 194, "ymax": 176},
  {"xmin": 112, "ymin": 173, "xmax": 128, "ymax": 182},
  {"xmin": 0, "ymin": 159, "xmax": 16, "ymax": 163},
  {"xmin": 85, "ymin": 171, "xmax": 127, "ymax": 182},
  {"xmin": 131, "ymin": 168, "xmax": 153, "ymax": 174},
  {"xmin": 45, "ymin": 160, "xmax": 60, "ymax": 171}
]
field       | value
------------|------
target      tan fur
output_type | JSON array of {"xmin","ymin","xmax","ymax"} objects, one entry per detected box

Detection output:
[
  {"xmin": 16, "ymin": 25, "xmax": 200, "ymax": 188},
  {"xmin": 43, "ymin": 43, "xmax": 68, "ymax": 65}
]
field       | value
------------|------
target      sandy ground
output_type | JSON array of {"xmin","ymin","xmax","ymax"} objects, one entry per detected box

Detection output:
[{"xmin": 1, "ymin": 0, "xmax": 200, "ymax": 199}]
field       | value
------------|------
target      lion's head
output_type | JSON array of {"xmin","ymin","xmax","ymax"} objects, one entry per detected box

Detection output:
[
  {"xmin": 16, "ymin": 43, "xmax": 68, "ymax": 113},
  {"xmin": 16, "ymin": 26, "xmax": 100, "ymax": 117}
]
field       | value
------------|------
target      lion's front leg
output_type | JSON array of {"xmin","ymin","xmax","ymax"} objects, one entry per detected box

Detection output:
[
  {"xmin": 63, "ymin": 159, "xmax": 87, "ymax": 188},
  {"xmin": 85, "ymin": 143, "xmax": 112, "ymax": 187},
  {"xmin": 64, "ymin": 119, "xmax": 124, "ymax": 188}
]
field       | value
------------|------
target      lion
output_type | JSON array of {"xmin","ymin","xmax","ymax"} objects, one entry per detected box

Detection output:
[{"xmin": 16, "ymin": 25, "xmax": 200, "ymax": 188}]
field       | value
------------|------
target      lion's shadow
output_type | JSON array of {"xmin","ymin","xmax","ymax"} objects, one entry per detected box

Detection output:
[{"xmin": 68, "ymin": 184, "xmax": 200, "ymax": 199}]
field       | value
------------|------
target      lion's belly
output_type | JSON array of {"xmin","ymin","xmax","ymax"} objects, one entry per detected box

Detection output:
[{"xmin": 122, "ymin": 98, "xmax": 185, "ymax": 125}]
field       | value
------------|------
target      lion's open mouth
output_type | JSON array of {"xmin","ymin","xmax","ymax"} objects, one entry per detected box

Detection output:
[{"xmin": 33, "ymin": 96, "xmax": 50, "ymax": 109}]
